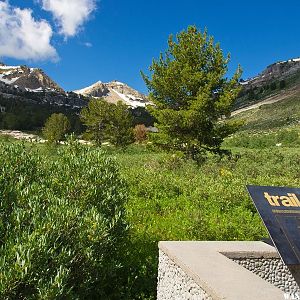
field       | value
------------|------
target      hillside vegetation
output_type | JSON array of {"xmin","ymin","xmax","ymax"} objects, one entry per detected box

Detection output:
[
  {"xmin": 236, "ymin": 63, "xmax": 300, "ymax": 108},
  {"xmin": 233, "ymin": 93, "xmax": 300, "ymax": 131},
  {"xmin": 224, "ymin": 86, "xmax": 300, "ymax": 150},
  {"xmin": 1, "ymin": 121, "xmax": 299, "ymax": 299}
]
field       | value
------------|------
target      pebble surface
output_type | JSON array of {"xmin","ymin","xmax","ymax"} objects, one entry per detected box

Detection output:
[
  {"xmin": 232, "ymin": 258, "xmax": 300, "ymax": 294},
  {"xmin": 158, "ymin": 251, "xmax": 300, "ymax": 299},
  {"xmin": 157, "ymin": 250, "xmax": 212, "ymax": 300}
]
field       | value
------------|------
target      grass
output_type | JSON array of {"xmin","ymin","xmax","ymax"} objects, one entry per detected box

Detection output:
[
  {"xmin": 232, "ymin": 94, "xmax": 300, "ymax": 132},
  {"xmin": 4, "ymin": 138, "xmax": 300, "ymax": 298},
  {"xmin": 1, "ymin": 98, "xmax": 300, "ymax": 298},
  {"xmin": 108, "ymin": 142, "xmax": 300, "ymax": 298}
]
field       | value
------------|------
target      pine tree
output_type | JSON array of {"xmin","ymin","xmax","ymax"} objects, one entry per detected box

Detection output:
[{"xmin": 142, "ymin": 26, "xmax": 242, "ymax": 160}]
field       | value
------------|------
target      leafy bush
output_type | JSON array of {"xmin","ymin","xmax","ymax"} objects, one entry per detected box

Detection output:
[{"xmin": 0, "ymin": 141, "xmax": 128, "ymax": 299}]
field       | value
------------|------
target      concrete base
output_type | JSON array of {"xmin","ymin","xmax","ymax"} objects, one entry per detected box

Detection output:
[{"xmin": 158, "ymin": 241, "xmax": 300, "ymax": 300}]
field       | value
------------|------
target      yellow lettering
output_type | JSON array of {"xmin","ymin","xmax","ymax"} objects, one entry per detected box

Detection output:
[
  {"xmin": 264, "ymin": 192, "xmax": 300, "ymax": 208},
  {"xmin": 280, "ymin": 196, "xmax": 295, "ymax": 207},
  {"xmin": 271, "ymin": 196, "xmax": 280, "ymax": 206},
  {"xmin": 264, "ymin": 192, "xmax": 277, "ymax": 206},
  {"xmin": 288, "ymin": 193, "xmax": 300, "ymax": 207}
]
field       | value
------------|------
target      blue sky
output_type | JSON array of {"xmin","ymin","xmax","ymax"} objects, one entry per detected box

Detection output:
[{"xmin": 1, "ymin": 0, "xmax": 300, "ymax": 93}]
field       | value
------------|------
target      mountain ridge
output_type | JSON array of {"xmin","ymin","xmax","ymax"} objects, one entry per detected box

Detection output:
[
  {"xmin": 241, "ymin": 57, "xmax": 300, "ymax": 87},
  {"xmin": 74, "ymin": 80, "xmax": 150, "ymax": 108},
  {"xmin": 0, "ymin": 63, "xmax": 64, "ymax": 93},
  {"xmin": 236, "ymin": 56, "xmax": 300, "ymax": 109},
  {"xmin": 1, "ymin": 56, "xmax": 300, "ymax": 112},
  {"xmin": 0, "ymin": 62, "xmax": 149, "ymax": 109}
]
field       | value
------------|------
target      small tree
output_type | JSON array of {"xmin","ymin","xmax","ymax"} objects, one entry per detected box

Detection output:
[
  {"xmin": 133, "ymin": 124, "xmax": 148, "ymax": 143},
  {"xmin": 270, "ymin": 82, "xmax": 277, "ymax": 90},
  {"xmin": 42, "ymin": 113, "xmax": 70, "ymax": 143},
  {"xmin": 279, "ymin": 80, "xmax": 286, "ymax": 89},
  {"xmin": 81, "ymin": 99, "xmax": 134, "ymax": 147},
  {"xmin": 142, "ymin": 26, "xmax": 242, "ymax": 160}
]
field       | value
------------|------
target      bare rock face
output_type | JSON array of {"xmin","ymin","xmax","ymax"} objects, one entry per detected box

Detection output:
[
  {"xmin": 74, "ymin": 80, "xmax": 150, "ymax": 108},
  {"xmin": 241, "ymin": 58, "xmax": 300, "ymax": 90},
  {"xmin": 0, "ymin": 63, "xmax": 88, "ymax": 109},
  {"xmin": 0, "ymin": 64, "xmax": 64, "ymax": 93},
  {"xmin": 261, "ymin": 59, "xmax": 300, "ymax": 78},
  {"xmin": 74, "ymin": 81, "xmax": 109, "ymax": 98}
]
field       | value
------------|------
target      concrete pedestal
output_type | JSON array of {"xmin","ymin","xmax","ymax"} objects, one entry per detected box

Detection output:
[{"xmin": 158, "ymin": 241, "xmax": 300, "ymax": 300}]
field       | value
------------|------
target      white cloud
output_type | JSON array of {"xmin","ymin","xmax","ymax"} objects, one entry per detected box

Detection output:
[
  {"xmin": 0, "ymin": 1, "xmax": 58, "ymax": 61},
  {"xmin": 40, "ymin": 0, "xmax": 96, "ymax": 37},
  {"xmin": 84, "ymin": 42, "xmax": 92, "ymax": 47}
]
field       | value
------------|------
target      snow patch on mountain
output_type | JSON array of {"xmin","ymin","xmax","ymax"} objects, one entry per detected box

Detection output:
[
  {"xmin": 277, "ymin": 57, "xmax": 300, "ymax": 64},
  {"xmin": 111, "ymin": 88, "xmax": 146, "ymax": 108},
  {"xmin": 74, "ymin": 80, "xmax": 149, "ymax": 108},
  {"xmin": 74, "ymin": 81, "xmax": 103, "ymax": 94}
]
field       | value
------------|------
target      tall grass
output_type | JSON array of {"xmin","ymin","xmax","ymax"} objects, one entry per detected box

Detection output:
[{"xmin": 1, "ymin": 137, "xmax": 299, "ymax": 299}]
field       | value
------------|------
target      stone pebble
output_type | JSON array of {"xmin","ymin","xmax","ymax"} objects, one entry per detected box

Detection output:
[
  {"xmin": 157, "ymin": 250, "xmax": 212, "ymax": 300},
  {"xmin": 232, "ymin": 258, "xmax": 300, "ymax": 294}
]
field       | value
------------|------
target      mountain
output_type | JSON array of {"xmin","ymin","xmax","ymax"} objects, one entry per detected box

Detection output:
[
  {"xmin": 240, "ymin": 58, "xmax": 300, "ymax": 89},
  {"xmin": 0, "ymin": 63, "xmax": 149, "ymax": 109},
  {"xmin": 74, "ymin": 80, "xmax": 149, "ymax": 108},
  {"xmin": 0, "ymin": 63, "xmax": 64, "ymax": 93},
  {"xmin": 231, "ymin": 57, "xmax": 300, "ymax": 132},
  {"xmin": 0, "ymin": 62, "xmax": 154, "ymax": 131},
  {"xmin": 236, "ymin": 57, "xmax": 300, "ymax": 109},
  {"xmin": 0, "ymin": 62, "xmax": 88, "ymax": 110}
]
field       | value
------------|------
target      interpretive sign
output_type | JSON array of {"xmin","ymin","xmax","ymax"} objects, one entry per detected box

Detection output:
[{"xmin": 247, "ymin": 185, "xmax": 300, "ymax": 267}]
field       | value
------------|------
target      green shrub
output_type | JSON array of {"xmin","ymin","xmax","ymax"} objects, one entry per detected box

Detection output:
[
  {"xmin": 42, "ymin": 113, "xmax": 71, "ymax": 143},
  {"xmin": 276, "ymin": 129, "xmax": 300, "ymax": 146},
  {"xmin": 0, "ymin": 141, "xmax": 128, "ymax": 299},
  {"xmin": 80, "ymin": 99, "xmax": 134, "ymax": 147}
]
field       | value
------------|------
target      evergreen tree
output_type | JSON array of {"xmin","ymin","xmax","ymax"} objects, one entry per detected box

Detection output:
[
  {"xmin": 270, "ymin": 82, "xmax": 277, "ymax": 90},
  {"xmin": 42, "ymin": 113, "xmax": 70, "ymax": 143},
  {"xmin": 279, "ymin": 80, "xmax": 286, "ymax": 89},
  {"xmin": 80, "ymin": 99, "xmax": 134, "ymax": 147},
  {"xmin": 142, "ymin": 26, "xmax": 242, "ymax": 160}
]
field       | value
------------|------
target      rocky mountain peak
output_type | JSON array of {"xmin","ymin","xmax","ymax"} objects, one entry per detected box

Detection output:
[
  {"xmin": 0, "ymin": 63, "xmax": 64, "ymax": 93},
  {"xmin": 74, "ymin": 81, "xmax": 109, "ymax": 98},
  {"xmin": 261, "ymin": 58, "xmax": 300, "ymax": 78},
  {"xmin": 241, "ymin": 57, "xmax": 300, "ymax": 89},
  {"xmin": 74, "ymin": 80, "xmax": 149, "ymax": 108}
]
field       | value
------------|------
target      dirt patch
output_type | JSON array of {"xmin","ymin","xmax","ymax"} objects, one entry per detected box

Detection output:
[{"xmin": 0, "ymin": 130, "xmax": 45, "ymax": 142}]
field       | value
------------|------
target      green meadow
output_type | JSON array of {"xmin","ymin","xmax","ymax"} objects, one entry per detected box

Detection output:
[{"xmin": 1, "ymin": 95, "xmax": 299, "ymax": 299}]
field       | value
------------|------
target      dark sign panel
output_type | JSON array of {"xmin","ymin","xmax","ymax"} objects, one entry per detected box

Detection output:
[{"xmin": 247, "ymin": 185, "xmax": 300, "ymax": 266}]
